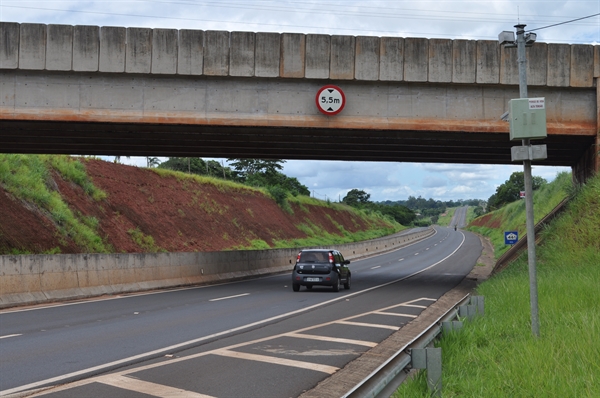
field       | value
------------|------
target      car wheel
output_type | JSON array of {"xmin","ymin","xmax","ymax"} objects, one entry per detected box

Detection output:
[
  {"xmin": 332, "ymin": 276, "xmax": 340, "ymax": 292},
  {"xmin": 292, "ymin": 283, "xmax": 300, "ymax": 292},
  {"xmin": 344, "ymin": 275, "xmax": 351, "ymax": 290}
]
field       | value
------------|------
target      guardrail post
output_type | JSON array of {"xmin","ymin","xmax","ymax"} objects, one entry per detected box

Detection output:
[
  {"xmin": 442, "ymin": 320, "xmax": 463, "ymax": 333},
  {"xmin": 410, "ymin": 347, "xmax": 442, "ymax": 397},
  {"xmin": 459, "ymin": 295, "xmax": 484, "ymax": 320}
]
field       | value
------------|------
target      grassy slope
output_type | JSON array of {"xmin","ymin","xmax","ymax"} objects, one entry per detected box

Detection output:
[
  {"xmin": 0, "ymin": 155, "xmax": 404, "ymax": 254},
  {"xmin": 468, "ymin": 171, "xmax": 571, "ymax": 258},
  {"xmin": 395, "ymin": 173, "xmax": 600, "ymax": 397}
]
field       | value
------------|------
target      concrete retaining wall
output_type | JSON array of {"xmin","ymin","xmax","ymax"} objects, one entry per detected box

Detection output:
[
  {"xmin": 1, "ymin": 22, "xmax": 597, "ymax": 87},
  {"xmin": 0, "ymin": 228, "xmax": 434, "ymax": 308}
]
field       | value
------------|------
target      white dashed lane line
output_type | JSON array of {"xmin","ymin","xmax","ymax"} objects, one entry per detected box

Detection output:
[
  {"xmin": 0, "ymin": 334, "xmax": 22, "ymax": 339},
  {"xmin": 209, "ymin": 293, "xmax": 250, "ymax": 302}
]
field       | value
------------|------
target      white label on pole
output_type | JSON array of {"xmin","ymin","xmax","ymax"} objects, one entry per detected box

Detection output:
[{"xmin": 528, "ymin": 98, "xmax": 545, "ymax": 109}]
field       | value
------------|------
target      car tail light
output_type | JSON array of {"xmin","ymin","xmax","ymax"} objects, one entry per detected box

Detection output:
[
  {"xmin": 296, "ymin": 252, "xmax": 302, "ymax": 263},
  {"xmin": 329, "ymin": 252, "xmax": 334, "ymax": 263}
]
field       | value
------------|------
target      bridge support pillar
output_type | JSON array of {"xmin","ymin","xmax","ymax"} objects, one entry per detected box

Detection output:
[{"xmin": 573, "ymin": 82, "xmax": 600, "ymax": 184}]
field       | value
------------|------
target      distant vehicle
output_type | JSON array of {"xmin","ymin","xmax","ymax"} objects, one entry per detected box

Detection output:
[{"xmin": 291, "ymin": 249, "xmax": 351, "ymax": 292}]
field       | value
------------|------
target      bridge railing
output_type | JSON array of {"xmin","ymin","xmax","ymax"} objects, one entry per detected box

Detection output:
[{"xmin": 1, "ymin": 22, "xmax": 597, "ymax": 87}]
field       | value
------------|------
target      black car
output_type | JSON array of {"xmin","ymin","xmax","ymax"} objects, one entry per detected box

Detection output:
[{"xmin": 291, "ymin": 249, "xmax": 351, "ymax": 292}]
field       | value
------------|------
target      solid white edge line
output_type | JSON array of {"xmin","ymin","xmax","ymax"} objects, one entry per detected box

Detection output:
[
  {"xmin": 1, "ymin": 229, "xmax": 465, "ymax": 397},
  {"xmin": 0, "ymin": 334, "xmax": 22, "ymax": 339},
  {"xmin": 209, "ymin": 293, "xmax": 250, "ymax": 302}
]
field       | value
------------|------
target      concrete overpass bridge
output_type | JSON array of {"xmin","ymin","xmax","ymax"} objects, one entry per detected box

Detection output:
[{"xmin": 1, "ymin": 23, "xmax": 598, "ymax": 181}]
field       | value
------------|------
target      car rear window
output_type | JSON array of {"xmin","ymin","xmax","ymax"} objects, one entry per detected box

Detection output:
[{"xmin": 299, "ymin": 252, "xmax": 329, "ymax": 263}]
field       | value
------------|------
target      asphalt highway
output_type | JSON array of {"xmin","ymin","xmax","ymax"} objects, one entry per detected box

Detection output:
[{"xmin": 0, "ymin": 224, "xmax": 481, "ymax": 397}]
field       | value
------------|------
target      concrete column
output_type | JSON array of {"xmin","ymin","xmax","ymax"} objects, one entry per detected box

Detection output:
[
  {"xmin": 527, "ymin": 43, "xmax": 547, "ymax": 86},
  {"xmin": 355, "ymin": 36, "xmax": 379, "ymax": 81},
  {"xmin": 204, "ymin": 31, "xmax": 229, "ymax": 76},
  {"xmin": 330, "ymin": 35, "xmax": 355, "ymax": 80},
  {"xmin": 230, "ymin": 31, "xmax": 255, "ymax": 77},
  {"xmin": 570, "ymin": 45, "xmax": 594, "ymax": 87},
  {"xmin": 46, "ymin": 24, "xmax": 73, "ymax": 71},
  {"xmin": 0, "ymin": 22, "xmax": 20, "ymax": 69},
  {"xmin": 178, "ymin": 29, "xmax": 203, "ymax": 75},
  {"xmin": 596, "ymin": 84, "xmax": 599, "ymax": 174},
  {"xmin": 547, "ymin": 44, "xmax": 570, "ymax": 87},
  {"xmin": 255, "ymin": 32, "xmax": 280, "ymax": 77},
  {"xmin": 428, "ymin": 39, "xmax": 452, "ymax": 83},
  {"xmin": 595, "ymin": 46, "xmax": 600, "ymax": 80},
  {"xmin": 476, "ymin": 40, "xmax": 500, "ymax": 84},
  {"xmin": 151, "ymin": 29, "xmax": 178, "ymax": 74},
  {"xmin": 499, "ymin": 44, "xmax": 519, "ymax": 85},
  {"xmin": 19, "ymin": 23, "xmax": 46, "ymax": 70},
  {"xmin": 452, "ymin": 39, "xmax": 476, "ymax": 84},
  {"xmin": 126, "ymin": 28, "xmax": 152, "ymax": 74},
  {"xmin": 305, "ymin": 34, "xmax": 330, "ymax": 79},
  {"xmin": 73, "ymin": 25, "xmax": 99, "ymax": 72},
  {"xmin": 280, "ymin": 33, "xmax": 305, "ymax": 78},
  {"xmin": 379, "ymin": 37, "xmax": 403, "ymax": 81},
  {"xmin": 404, "ymin": 38, "xmax": 428, "ymax": 82},
  {"xmin": 99, "ymin": 26, "xmax": 125, "ymax": 73}
]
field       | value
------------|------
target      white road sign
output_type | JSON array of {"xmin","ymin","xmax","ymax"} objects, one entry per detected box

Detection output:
[{"xmin": 316, "ymin": 85, "xmax": 346, "ymax": 115}]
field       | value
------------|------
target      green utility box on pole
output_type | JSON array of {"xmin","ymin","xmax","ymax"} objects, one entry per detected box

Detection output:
[{"xmin": 509, "ymin": 98, "xmax": 547, "ymax": 141}]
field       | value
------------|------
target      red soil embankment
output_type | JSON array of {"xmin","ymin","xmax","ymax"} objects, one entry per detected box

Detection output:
[{"xmin": 1, "ymin": 159, "xmax": 387, "ymax": 254}]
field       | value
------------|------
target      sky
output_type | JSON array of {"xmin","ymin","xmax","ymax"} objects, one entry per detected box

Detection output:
[{"xmin": 1, "ymin": 1, "xmax": 598, "ymax": 202}]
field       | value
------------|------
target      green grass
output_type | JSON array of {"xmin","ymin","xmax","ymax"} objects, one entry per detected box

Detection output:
[
  {"xmin": 395, "ymin": 173, "xmax": 600, "ymax": 397},
  {"xmin": 151, "ymin": 167, "xmax": 264, "ymax": 195},
  {"xmin": 0, "ymin": 154, "xmax": 110, "ymax": 253},
  {"xmin": 437, "ymin": 207, "xmax": 456, "ymax": 226},
  {"xmin": 468, "ymin": 172, "xmax": 571, "ymax": 258},
  {"xmin": 127, "ymin": 227, "xmax": 164, "ymax": 252}
]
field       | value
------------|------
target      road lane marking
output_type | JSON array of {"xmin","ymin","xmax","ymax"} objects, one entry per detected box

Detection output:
[
  {"xmin": 398, "ymin": 258, "xmax": 404, "ymax": 262},
  {"xmin": 336, "ymin": 321, "xmax": 400, "ymax": 331},
  {"xmin": 212, "ymin": 349, "xmax": 339, "ymax": 374},
  {"xmin": 209, "ymin": 293, "xmax": 250, "ymax": 302},
  {"xmin": 288, "ymin": 333, "xmax": 377, "ymax": 347},
  {"xmin": 98, "ymin": 375, "xmax": 213, "ymax": 398},
  {"xmin": 414, "ymin": 253, "xmax": 419, "ymax": 255},
  {"xmin": 403, "ymin": 304, "xmax": 428, "ymax": 309},
  {"xmin": 371, "ymin": 266, "xmax": 381, "ymax": 269},
  {"xmin": 0, "ymin": 334, "xmax": 22, "ymax": 339},
  {"xmin": 2, "ymin": 231, "xmax": 465, "ymax": 397},
  {"xmin": 373, "ymin": 311, "xmax": 417, "ymax": 318},
  {"xmin": 23, "ymin": 297, "xmax": 436, "ymax": 396}
]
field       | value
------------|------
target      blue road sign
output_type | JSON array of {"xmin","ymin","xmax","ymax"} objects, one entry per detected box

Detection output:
[{"xmin": 504, "ymin": 231, "xmax": 519, "ymax": 245}]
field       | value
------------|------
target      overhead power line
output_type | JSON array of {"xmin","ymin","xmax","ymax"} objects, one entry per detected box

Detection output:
[{"xmin": 527, "ymin": 12, "xmax": 600, "ymax": 32}]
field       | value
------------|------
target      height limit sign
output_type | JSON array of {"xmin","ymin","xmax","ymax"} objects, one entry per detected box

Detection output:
[{"xmin": 316, "ymin": 85, "xmax": 346, "ymax": 115}]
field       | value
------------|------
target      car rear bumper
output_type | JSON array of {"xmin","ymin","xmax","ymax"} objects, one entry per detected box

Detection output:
[{"xmin": 292, "ymin": 271, "xmax": 338, "ymax": 286}]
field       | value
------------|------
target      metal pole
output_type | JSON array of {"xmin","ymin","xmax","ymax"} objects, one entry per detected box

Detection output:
[{"xmin": 515, "ymin": 24, "xmax": 540, "ymax": 337}]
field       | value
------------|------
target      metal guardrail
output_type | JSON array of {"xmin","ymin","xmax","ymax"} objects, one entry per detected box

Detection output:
[
  {"xmin": 493, "ymin": 197, "xmax": 569, "ymax": 275},
  {"xmin": 343, "ymin": 294, "xmax": 484, "ymax": 398}
]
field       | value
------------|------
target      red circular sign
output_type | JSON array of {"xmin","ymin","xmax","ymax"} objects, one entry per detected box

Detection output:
[{"xmin": 315, "ymin": 85, "xmax": 346, "ymax": 115}]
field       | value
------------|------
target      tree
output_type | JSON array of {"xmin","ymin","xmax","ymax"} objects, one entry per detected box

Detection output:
[
  {"xmin": 488, "ymin": 171, "xmax": 547, "ymax": 209},
  {"xmin": 227, "ymin": 159, "xmax": 285, "ymax": 180},
  {"xmin": 157, "ymin": 157, "xmax": 234, "ymax": 179},
  {"xmin": 342, "ymin": 189, "xmax": 371, "ymax": 207},
  {"xmin": 146, "ymin": 157, "xmax": 161, "ymax": 168}
]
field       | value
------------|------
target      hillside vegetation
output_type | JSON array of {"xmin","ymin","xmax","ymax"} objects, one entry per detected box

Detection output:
[
  {"xmin": 396, "ymin": 173, "xmax": 600, "ymax": 397},
  {"xmin": 468, "ymin": 171, "xmax": 571, "ymax": 258},
  {"xmin": 0, "ymin": 155, "xmax": 403, "ymax": 255}
]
